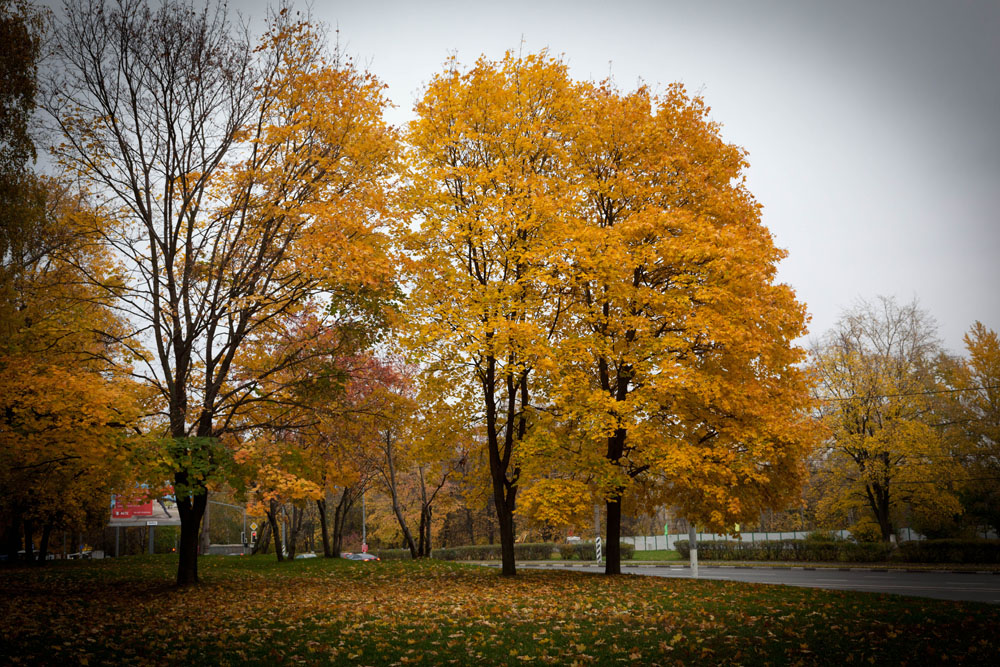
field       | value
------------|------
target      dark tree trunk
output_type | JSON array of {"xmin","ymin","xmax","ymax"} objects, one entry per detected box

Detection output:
[
  {"xmin": 4, "ymin": 507, "xmax": 23, "ymax": 562},
  {"xmin": 865, "ymin": 481, "xmax": 895, "ymax": 543},
  {"xmin": 36, "ymin": 523, "xmax": 53, "ymax": 565},
  {"xmin": 253, "ymin": 521, "xmax": 272, "ymax": 555},
  {"xmin": 286, "ymin": 505, "xmax": 303, "ymax": 560},
  {"xmin": 483, "ymin": 355, "xmax": 524, "ymax": 576},
  {"xmin": 176, "ymin": 484, "xmax": 207, "ymax": 586},
  {"xmin": 605, "ymin": 496, "xmax": 622, "ymax": 575},
  {"xmin": 317, "ymin": 498, "xmax": 333, "ymax": 557},
  {"xmin": 265, "ymin": 499, "xmax": 284, "ymax": 562},
  {"xmin": 331, "ymin": 487, "xmax": 354, "ymax": 556},
  {"xmin": 465, "ymin": 507, "xmax": 475, "ymax": 546},
  {"xmin": 23, "ymin": 519, "xmax": 34, "ymax": 563},
  {"xmin": 383, "ymin": 436, "xmax": 418, "ymax": 558}
]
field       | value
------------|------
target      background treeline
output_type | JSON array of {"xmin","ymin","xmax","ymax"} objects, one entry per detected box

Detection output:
[{"xmin": 2, "ymin": 0, "xmax": 997, "ymax": 578}]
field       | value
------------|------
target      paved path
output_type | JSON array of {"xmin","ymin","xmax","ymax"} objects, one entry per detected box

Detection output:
[{"xmin": 497, "ymin": 563, "xmax": 1000, "ymax": 604}]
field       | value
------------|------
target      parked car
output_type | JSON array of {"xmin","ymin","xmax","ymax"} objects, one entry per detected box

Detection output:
[
  {"xmin": 343, "ymin": 552, "xmax": 380, "ymax": 562},
  {"xmin": 294, "ymin": 552, "xmax": 318, "ymax": 559}
]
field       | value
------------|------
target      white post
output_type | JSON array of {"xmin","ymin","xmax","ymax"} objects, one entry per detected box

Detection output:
[{"xmin": 688, "ymin": 522, "xmax": 698, "ymax": 578}]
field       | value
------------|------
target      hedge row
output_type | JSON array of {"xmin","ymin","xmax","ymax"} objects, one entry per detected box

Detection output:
[
  {"xmin": 558, "ymin": 541, "xmax": 635, "ymax": 561},
  {"xmin": 890, "ymin": 539, "xmax": 1000, "ymax": 564},
  {"xmin": 672, "ymin": 538, "xmax": 1000, "ymax": 563},
  {"xmin": 429, "ymin": 541, "xmax": 635, "ymax": 561},
  {"xmin": 673, "ymin": 539, "xmax": 892, "ymax": 563}
]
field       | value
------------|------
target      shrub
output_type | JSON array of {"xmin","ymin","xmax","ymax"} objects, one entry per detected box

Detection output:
[
  {"xmin": 850, "ymin": 520, "xmax": 883, "ymax": 543},
  {"xmin": 890, "ymin": 539, "xmax": 1000, "ymax": 564},
  {"xmin": 430, "ymin": 543, "xmax": 559, "ymax": 561},
  {"xmin": 558, "ymin": 542, "xmax": 596, "ymax": 560},
  {"xmin": 673, "ymin": 539, "xmax": 892, "ymax": 563},
  {"xmin": 375, "ymin": 549, "xmax": 414, "ymax": 561}
]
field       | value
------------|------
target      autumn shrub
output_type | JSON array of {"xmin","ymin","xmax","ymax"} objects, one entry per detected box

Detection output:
[
  {"xmin": 849, "ymin": 520, "xmax": 883, "ymax": 543},
  {"xmin": 376, "ymin": 549, "xmax": 414, "ymax": 561},
  {"xmin": 889, "ymin": 539, "xmax": 1000, "ymax": 564}
]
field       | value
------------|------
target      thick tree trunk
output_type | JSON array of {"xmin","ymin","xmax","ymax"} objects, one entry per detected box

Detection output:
[
  {"xmin": 604, "ymin": 496, "xmax": 622, "ymax": 575},
  {"xmin": 484, "ymin": 355, "xmax": 524, "ymax": 576},
  {"xmin": 494, "ymin": 487, "xmax": 516, "ymax": 575},
  {"xmin": 176, "ymin": 486, "xmax": 207, "ymax": 586},
  {"xmin": 865, "ymin": 482, "xmax": 895, "ymax": 542}
]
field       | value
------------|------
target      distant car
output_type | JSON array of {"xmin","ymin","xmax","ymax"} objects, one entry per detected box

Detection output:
[
  {"xmin": 294, "ymin": 552, "xmax": 318, "ymax": 559},
  {"xmin": 344, "ymin": 552, "xmax": 380, "ymax": 561}
]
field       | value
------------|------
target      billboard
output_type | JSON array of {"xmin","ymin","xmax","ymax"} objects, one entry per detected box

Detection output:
[{"xmin": 108, "ymin": 486, "xmax": 182, "ymax": 527}]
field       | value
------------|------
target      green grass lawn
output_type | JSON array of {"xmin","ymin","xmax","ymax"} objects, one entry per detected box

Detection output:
[{"xmin": 2, "ymin": 555, "xmax": 997, "ymax": 665}]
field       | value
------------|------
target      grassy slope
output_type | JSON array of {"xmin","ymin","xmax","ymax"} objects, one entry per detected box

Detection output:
[{"xmin": 1, "ymin": 555, "xmax": 997, "ymax": 665}]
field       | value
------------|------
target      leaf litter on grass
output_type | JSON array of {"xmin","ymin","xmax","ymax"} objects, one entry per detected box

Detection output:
[{"xmin": 1, "ymin": 555, "xmax": 998, "ymax": 665}]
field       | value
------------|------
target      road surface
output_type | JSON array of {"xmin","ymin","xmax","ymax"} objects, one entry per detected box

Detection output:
[{"xmin": 499, "ymin": 562, "xmax": 1000, "ymax": 604}]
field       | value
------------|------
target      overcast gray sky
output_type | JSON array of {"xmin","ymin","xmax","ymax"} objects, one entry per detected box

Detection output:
[
  {"xmin": 260, "ymin": 0, "xmax": 1000, "ymax": 353},
  {"xmin": 52, "ymin": 0, "xmax": 1000, "ymax": 353}
]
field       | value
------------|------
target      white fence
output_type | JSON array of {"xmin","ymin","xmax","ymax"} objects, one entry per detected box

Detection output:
[{"xmin": 623, "ymin": 528, "xmax": 934, "ymax": 551}]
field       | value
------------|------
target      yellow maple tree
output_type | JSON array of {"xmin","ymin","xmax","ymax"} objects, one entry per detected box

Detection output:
[
  {"xmin": 404, "ymin": 51, "xmax": 578, "ymax": 575},
  {"xmin": 522, "ymin": 81, "xmax": 815, "ymax": 573}
]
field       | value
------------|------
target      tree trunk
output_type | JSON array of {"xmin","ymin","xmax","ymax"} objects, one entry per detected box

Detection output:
[
  {"xmin": 23, "ymin": 519, "xmax": 34, "ymax": 563},
  {"xmin": 36, "ymin": 523, "xmax": 52, "ymax": 565},
  {"xmin": 865, "ymin": 482, "xmax": 895, "ymax": 542},
  {"xmin": 419, "ymin": 505, "xmax": 433, "ymax": 557},
  {"xmin": 266, "ymin": 500, "xmax": 284, "ymax": 562},
  {"xmin": 4, "ymin": 507, "xmax": 23, "ymax": 562},
  {"xmin": 253, "ymin": 521, "xmax": 272, "ymax": 555},
  {"xmin": 286, "ymin": 505, "xmax": 303, "ymax": 560},
  {"xmin": 484, "ymin": 354, "xmax": 522, "ymax": 576},
  {"xmin": 331, "ymin": 487, "xmax": 354, "ymax": 556},
  {"xmin": 605, "ymin": 495, "xmax": 622, "ymax": 575},
  {"xmin": 465, "ymin": 507, "xmax": 475, "ymax": 546},
  {"xmin": 176, "ymin": 486, "xmax": 207, "ymax": 586},
  {"xmin": 383, "ymin": 434, "xmax": 418, "ymax": 558},
  {"xmin": 317, "ymin": 498, "xmax": 333, "ymax": 557}
]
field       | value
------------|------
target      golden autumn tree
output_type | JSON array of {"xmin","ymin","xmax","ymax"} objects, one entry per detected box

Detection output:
[
  {"xmin": 46, "ymin": 1, "xmax": 398, "ymax": 585},
  {"xmin": 524, "ymin": 82, "xmax": 814, "ymax": 574},
  {"xmin": 0, "ymin": 181, "xmax": 141, "ymax": 563},
  {"xmin": 948, "ymin": 322, "xmax": 1000, "ymax": 533},
  {"xmin": 811, "ymin": 297, "xmax": 963, "ymax": 541},
  {"xmin": 404, "ymin": 52, "xmax": 577, "ymax": 575}
]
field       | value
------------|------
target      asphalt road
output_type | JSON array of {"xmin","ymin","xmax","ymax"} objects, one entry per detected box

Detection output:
[{"xmin": 507, "ymin": 563, "xmax": 1000, "ymax": 605}]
